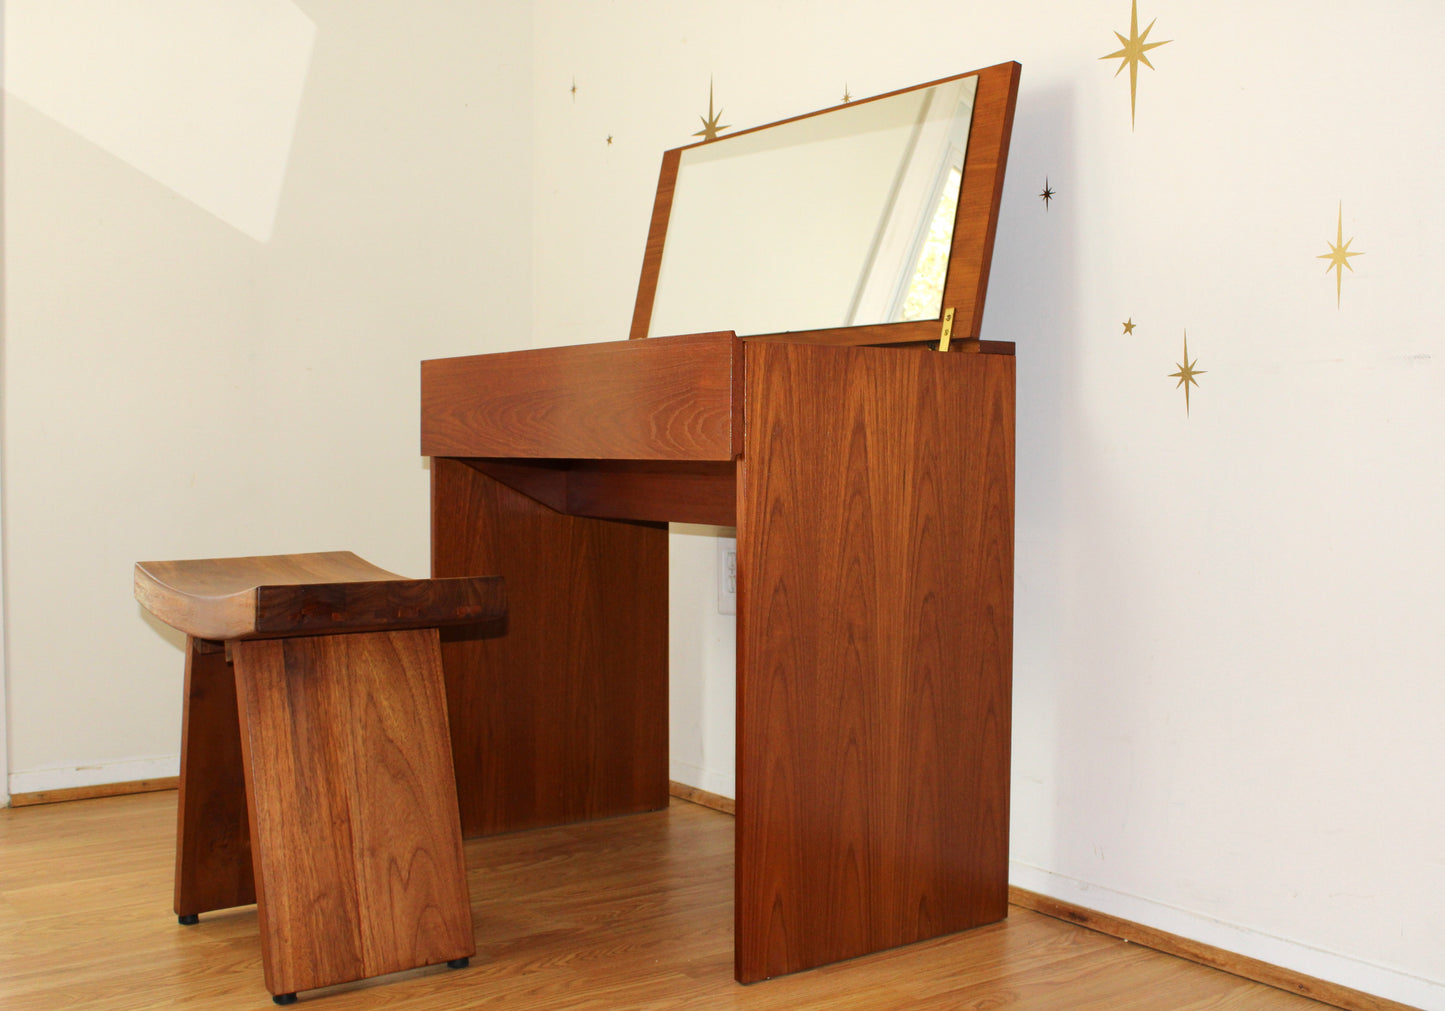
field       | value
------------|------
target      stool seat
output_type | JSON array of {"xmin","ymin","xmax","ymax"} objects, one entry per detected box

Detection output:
[
  {"xmin": 135, "ymin": 550, "xmax": 503, "ymax": 1002},
  {"xmin": 135, "ymin": 550, "xmax": 504, "ymax": 641}
]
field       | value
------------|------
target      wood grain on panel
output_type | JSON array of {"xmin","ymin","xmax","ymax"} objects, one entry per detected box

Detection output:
[
  {"xmin": 174, "ymin": 636, "xmax": 254, "ymax": 919},
  {"xmin": 135, "ymin": 551, "xmax": 503, "ymax": 641},
  {"xmin": 232, "ymin": 630, "xmax": 473, "ymax": 997},
  {"xmin": 470, "ymin": 459, "xmax": 737, "ymax": 527},
  {"xmin": 432, "ymin": 457, "xmax": 670, "ymax": 837},
  {"xmin": 561, "ymin": 460, "xmax": 737, "ymax": 526},
  {"xmin": 252, "ymin": 576, "xmax": 504, "ymax": 639},
  {"xmin": 735, "ymin": 342, "xmax": 1014, "ymax": 982},
  {"xmin": 421, "ymin": 331, "xmax": 742, "ymax": 461},
  {"xmin": 136, "ymin": 552, "xmax": 403, "ymax": 641},
  {"xmin": 458, "ymin": 459, "xmax": 573, "ymax": 514},
  {"xmin": 942, "ymin": 61, "xmax": 1020, "ymax": 340},
  {"xmin": 630, "ymin": 147, "xmax": 681, "ymax": 340}
]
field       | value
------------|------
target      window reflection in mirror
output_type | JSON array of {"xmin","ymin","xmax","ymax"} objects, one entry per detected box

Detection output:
[
  {"xmin": 647, "ymin": 76, "xmax": 977, "ymax": 339},
  {"xmin": 900, "ymin": 163, "xmax": 963, "ymax": 322}
]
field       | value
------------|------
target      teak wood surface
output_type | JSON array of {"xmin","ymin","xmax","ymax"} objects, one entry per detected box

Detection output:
[
  {"xmin": 421, "ymin": 331, "xmax": 742, "ymax": 460},
  {"xmin": 233, "ymin": 629, "xmax": 474, "ymax": 995},
  {"xmin": 468, "ymin": 458, "xmax": 738, "ymax": 527},
  {"xmin": 421, "ymin": 55, "xmax": 1020, "ymax": 988},
  {"xmin": 431, "ymin": 457, "xmax": 670, "ymax": 837},
  {"xmin": 174, "ymin": 637, "xmax": 255, "ymax": 919},
  {"xmin": 135, "ymin": 550, "xmax": 505, "ymax": 641},
  {"xmin": 628, "ymin": 62, "xmax": 1020, "ymax": 345},
  {"xmin": 735, "ymin": 343, "xmax": 1014, "ymax": 980},
  {"xmin": 423, "ymin": 334, "xmax": 1015, "ymax": 982},
  {"xmin": 136, "ymin": 552, "xmax": 501, "ymax": 999}
]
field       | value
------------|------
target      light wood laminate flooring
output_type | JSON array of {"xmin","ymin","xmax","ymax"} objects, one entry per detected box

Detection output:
[{"xmin": 0, "ymin": 792, "xmax": 1337, "ymax": 1010}]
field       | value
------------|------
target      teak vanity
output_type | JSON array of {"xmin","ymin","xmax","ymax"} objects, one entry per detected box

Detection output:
[{"xmin": 422, "ymin": 61, "xmax": 1020, "ymax": 983}]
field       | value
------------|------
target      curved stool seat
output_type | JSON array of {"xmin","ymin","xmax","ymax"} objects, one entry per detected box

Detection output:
[
  {"xmin": 135, "ymin": 551, "xmax": 504, "ymax": 1004},
  {"xmin": 135, "ymin": 550, "xmax": 504, "ymax": 640}
]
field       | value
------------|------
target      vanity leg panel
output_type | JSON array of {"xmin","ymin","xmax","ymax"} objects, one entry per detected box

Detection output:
[
  {"xmin": 735, "ymin": 344, "xmax": 1014, "ymax": 982},
  {"xmin": 431, "ymin": 457, "xmax": 670, "ymax": 837}
]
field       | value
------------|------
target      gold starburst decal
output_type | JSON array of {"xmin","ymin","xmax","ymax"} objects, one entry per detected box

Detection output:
[
  {"xmin": 1040, "ymin": 178, "xmax": 1055, "ymax": 209},
  {"xmin": 1317, "ymin": 201, "xmax": 1363, "ymax": 308},
  {"xmin": 1122, "ymin": 317, "xmax": 1136, "ymax": 335},
  {"xmin": 842, "ymin": 84, "xmax": 852, "ymax": 103},
  {"xmin": 1169, "ymin": 331, "xmax": 1205, "ymax": 416},
  {"xmin": 1100, "ymin": 0, "xmax": 1171, "ymax": 128},
  {"xmin": 694, "ymin": 79, "xmax": 730, "ymax": 142}
]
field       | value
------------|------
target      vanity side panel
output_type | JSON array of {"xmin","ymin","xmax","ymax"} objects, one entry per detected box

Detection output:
[{"xmin": 735, "ymin": 343, "xmax": 1014, "ymax": 981}]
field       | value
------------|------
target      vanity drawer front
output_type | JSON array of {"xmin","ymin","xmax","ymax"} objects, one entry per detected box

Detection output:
[{"xmin": 422, "ymin": 330, "xmax": 741, "ymax": 461}]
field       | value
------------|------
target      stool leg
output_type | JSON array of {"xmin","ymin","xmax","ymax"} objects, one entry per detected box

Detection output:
[
  {"xmin": 233, "ymin": 628, "xmax": 474, "ymax": 999},
  {"xmin": 175, "ymin": 636, "xmax": 255, "ymax": 920}
]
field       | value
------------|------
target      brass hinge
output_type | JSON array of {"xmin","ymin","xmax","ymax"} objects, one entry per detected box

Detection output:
[{"xmin": 938, "ymin": 307, "xmax": 956, "ymax": 352}]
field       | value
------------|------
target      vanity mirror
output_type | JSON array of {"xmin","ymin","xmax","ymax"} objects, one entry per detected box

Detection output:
[{"xmin": 630, "ymin": 62, "xmax": 1019, "ymax": 345}]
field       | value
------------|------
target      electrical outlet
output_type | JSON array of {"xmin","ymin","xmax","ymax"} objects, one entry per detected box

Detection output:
[{"xmin": 717, "ymin": 536, "xmax": 737, "ymax": 615}]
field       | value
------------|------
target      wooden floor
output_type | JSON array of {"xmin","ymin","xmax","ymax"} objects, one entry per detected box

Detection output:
[{"xmin": 0, "ymin": 792, "xmax": 1338, "ymax": 1010}]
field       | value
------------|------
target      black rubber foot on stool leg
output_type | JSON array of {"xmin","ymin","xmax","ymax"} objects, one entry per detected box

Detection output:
[
  {"xmin": 447, "ymin": 957, "xmax": 469, "ymax": 969},
  {"xmin": 272, "ymin": 994, "xmax": 297, "ymax": 1006},
  {"xmin": 178, "ymin": 914, "xmax": 199, "ymax": 926}
]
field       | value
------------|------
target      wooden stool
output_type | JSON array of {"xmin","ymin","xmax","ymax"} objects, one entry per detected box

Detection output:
[{"xmin": 134, "ymin": 551, "xmax": 505, "ymax": 1005}]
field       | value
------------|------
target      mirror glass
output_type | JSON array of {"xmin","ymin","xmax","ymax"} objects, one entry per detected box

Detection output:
[{"xmin": 647, "ymin": 76, "xmax": 978, "ymax": 339}]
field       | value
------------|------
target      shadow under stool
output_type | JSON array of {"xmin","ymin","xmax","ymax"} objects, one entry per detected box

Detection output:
[{"xmin": 133, "ymin": 551, "xmax": 505, "ymax": 1005}]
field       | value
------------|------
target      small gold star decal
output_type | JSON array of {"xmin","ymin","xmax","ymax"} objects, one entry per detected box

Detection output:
[
  {"xmin": 1040, "ymin": 178, "xmax": 1055, "ymax": 209},
  {"xmin": 1317, "ymin": 200, "xmax": 1364, "ymax": 308},
  {"xmin": 842, "ymin": 84, "xmax": 852, "ymax": 103},
  {"xmin": 694, "ymin": 78, "xmax": 730, "ymax": 142},
  {"xmin": 570, "ymin": 77, "xmax": 577, "ymax": 101},
  {"xmin": 606, "ymin": 135, "xmax": 613, "ymax": 145},
  {"xmin": 1100, "ymin": 0, "xmax": 1171, "ymax": 128},
  {"xmin": 1122, "ymin": 317, "xmax": 1136, "ymax": 335},
  {"xmin": 1169, "ymin": 331, "xmax": 1205, "ymax": 416}
]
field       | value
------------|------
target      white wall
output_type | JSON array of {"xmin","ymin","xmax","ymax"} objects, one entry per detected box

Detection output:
[
  {"xmin": 530, "ymin": 1, "xmax": 1445, "ymax": 1007},
  {"xmin": 1, "ymin": 0, "xmax": 10, "ymax": 807},
  {"xmin": 1, "ymin": 0, "xmax": 533, "ymax": 792}
]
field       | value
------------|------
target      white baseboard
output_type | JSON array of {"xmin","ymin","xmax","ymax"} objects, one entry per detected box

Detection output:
[
  {"xmin": 8, "ymin": 755, "xmax": 181, "ymax": 797},
  {"xmin": 1009, "ymin": 861, "xmax": 1442, "ymax": 1011},
  {"xmin": 668, "ymin": 759, "xmax": 734, "ymax": 802}
]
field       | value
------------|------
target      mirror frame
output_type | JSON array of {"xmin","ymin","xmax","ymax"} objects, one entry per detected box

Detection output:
[{"xmin": 629, "ymin": 61, "xmax": 1020, "ymax": 346}]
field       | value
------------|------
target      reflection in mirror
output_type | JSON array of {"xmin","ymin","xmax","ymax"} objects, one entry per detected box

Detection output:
[{"xmin": 647, "ymin": 76, "xmax": 978, "ymax": 339}]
